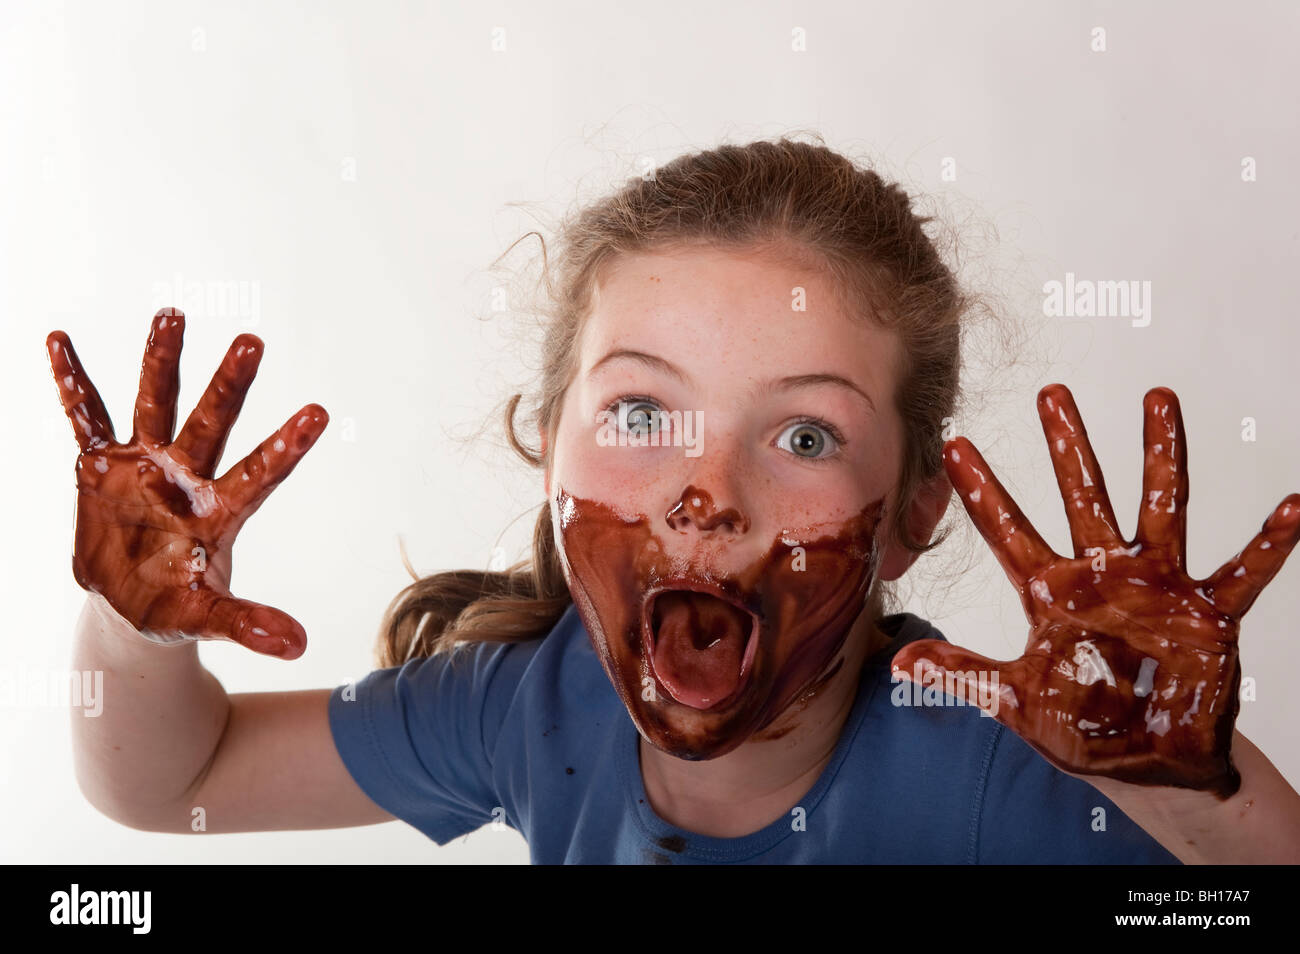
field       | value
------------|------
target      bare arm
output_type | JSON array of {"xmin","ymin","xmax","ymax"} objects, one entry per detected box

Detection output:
[
  {"xmin": 1083, "ymin": 730, "xmax": 1300, "ymax": 864},
  {"xmin": 74, "ymin": 592, "xmax": 394, "ymax": 833}
]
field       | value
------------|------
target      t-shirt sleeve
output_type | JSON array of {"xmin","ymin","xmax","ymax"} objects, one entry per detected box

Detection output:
[
  {"xmin": 976, "ymin": 724, "xmax": 1182, "ymax": 864},
  {"xmin": 328, "ymin": 642, "xmax": 518, "ymax": 845}
]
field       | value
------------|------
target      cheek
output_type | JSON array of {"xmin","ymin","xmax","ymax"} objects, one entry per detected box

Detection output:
[{"xmin": 552, "ymin": 406, "xmax": 674, "ymax": 501}]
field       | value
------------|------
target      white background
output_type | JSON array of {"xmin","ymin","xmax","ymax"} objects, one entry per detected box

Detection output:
[{"xmin": 2, "ymin": 0, "xmax": 1297, "ymax": 863}]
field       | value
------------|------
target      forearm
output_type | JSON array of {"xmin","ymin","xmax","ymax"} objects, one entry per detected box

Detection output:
[
  {"xmin": 1084, "ymin": 730, "xmax": 1300, "ymax": 864},
  {"xmin": 71, "ymin": 593, "xmax": 231, "ymax": 826}
]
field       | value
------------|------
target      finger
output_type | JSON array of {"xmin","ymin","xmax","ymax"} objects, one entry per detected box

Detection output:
[
  {"xmin": 890, "ymin": 639, "xmax": 1028, "ymax": 733},
  {"xmin": 1201, "ymin": 493, "xmax": 1300, "ymax": 620},
  {"xmin": 1037, "ymin": 383, "xmax": 1123, "ymax": 554},
  {"xmin": 1134, "ymin": 387, "xmax": 1189, "ymax": 568},
  {"xmin": 943, "ymin": 436, "xmax": 1057, "ymax": 587},
  {"xmin": 172, "ymin": 333, "xmax": 265, "ymax": 478},
  {"xmin": 127, "ymin": 584, "xmax": 308, "ymax": 659},
  {"xmin": 214, "ymin": 404, "xmax": 330, "ymax": 514},
  {"xmin": 46, "ymin": 330, "xmax": 117, "ymax": 452},
  {"xmin": 133, "ymin": 308, "xmax": 185, "ymax": 446}
]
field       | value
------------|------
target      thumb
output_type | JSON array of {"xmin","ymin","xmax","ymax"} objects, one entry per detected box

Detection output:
[
  {"xmin": 890, "ymin": 639, "xmax": 1024, "ymax": 729},
  {"xmin": 137, "ymin": 586, "xmax": 308, "ymax": 660}
]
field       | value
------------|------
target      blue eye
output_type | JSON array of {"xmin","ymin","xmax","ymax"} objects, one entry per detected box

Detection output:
[
  {"xmin": 777, "ymin": 420, "xmax": 841, "ymax": 460},
  {"xmin": 615, "ymin": 399, "xmax": 662, "ymax": 438}
]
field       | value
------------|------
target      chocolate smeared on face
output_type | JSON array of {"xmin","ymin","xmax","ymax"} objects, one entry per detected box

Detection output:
[{"xmin": 552, "ymin": 484, "xmax": 885, "ymax": 760}]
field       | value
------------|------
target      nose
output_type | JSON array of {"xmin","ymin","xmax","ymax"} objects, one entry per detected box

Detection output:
[{"xmin": 665, "ymin": 484, "xmax": 750, "ymax": 536}]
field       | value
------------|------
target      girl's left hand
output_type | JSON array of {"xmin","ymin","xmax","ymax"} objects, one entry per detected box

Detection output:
[{"xmin": 891, "ymin": 383, "xmax": 1300, "ymax": 798}]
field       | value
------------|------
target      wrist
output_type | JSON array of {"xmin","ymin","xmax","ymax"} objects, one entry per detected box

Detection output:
[
  {"xmin": 80, "ymin": 592, "xmax": 199, "ymax": 670},
  {"xmin": 1077, "ymin": 731, "xmax": 1300, "ymax": 864}
]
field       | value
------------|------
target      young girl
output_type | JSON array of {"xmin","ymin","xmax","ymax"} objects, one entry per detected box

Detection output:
[{"xmin": 48, "ymin": 138, "xmax": 1300, "ymax": 863}]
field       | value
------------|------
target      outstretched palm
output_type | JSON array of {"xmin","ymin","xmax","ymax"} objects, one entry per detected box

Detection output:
[
  {"xmin": 47, "ymin": 308, "xmax": 328, "ymax": 659},
  {"xmin": 892, "ymin": 384, "xmax": 1300, "ymax": 798}
]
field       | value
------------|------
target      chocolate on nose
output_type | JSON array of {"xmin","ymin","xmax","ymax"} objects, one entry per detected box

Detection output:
[{"xmin": 665, "ymin": 484, "xmax": 749, "ymax": 534}]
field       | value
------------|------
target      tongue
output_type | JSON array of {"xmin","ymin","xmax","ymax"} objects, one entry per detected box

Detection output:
[{"xmin": 651, "ymin": 592, "xmax": 751, "ymax": 710}]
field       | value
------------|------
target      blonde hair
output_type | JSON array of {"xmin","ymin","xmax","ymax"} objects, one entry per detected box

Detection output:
[{"xmin": 375, "ymin": 135, "xmax": 985, "ymax": 668}]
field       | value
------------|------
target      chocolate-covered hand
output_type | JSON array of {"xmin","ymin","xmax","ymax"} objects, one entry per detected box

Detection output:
[
  {"xmin": 892, "ymin": 384, "xmax": 1300, "ymax": 797},
  {"xmin": 46, "ymin": 308, "xmax": 328, "ymax": 660}
]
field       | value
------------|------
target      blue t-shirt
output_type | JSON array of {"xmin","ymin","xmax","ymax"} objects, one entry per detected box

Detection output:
[{"xmin": 328, "ymin": 604, "xmax": 1180, "ymax": 864}]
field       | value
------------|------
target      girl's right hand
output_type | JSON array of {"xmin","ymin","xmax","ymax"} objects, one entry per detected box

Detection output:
[{"xmin": 46, "ymin": 308, "xmax": 328, "ymax": 659}]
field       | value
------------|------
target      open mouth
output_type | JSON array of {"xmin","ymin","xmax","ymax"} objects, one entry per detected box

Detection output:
[{"xmin": 642, "ymin": 583, "xmax": 760, "ymax": 711}]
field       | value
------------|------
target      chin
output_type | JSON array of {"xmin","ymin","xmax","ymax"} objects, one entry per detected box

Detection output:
[{"xmin": 574, "ymin": 576, "xmax": 865, "ymax": 761}]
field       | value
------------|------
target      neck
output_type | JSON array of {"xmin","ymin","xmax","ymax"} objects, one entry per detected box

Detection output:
[{"xmin": 638, "ymin": 608, "xmax": 893, "ymax": 838}]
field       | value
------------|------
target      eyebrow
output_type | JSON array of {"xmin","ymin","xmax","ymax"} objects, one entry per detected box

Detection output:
[
  {"xmin": 587, "ymin": 349, "xmax": 876, "ymax": 413},
  {"xmin": 589, "ymin": 349, "xmax": 689, "ymax": 385},
  {"xmin": 767, "ymin": 373, "xmax": 877, "ymax": 413}
]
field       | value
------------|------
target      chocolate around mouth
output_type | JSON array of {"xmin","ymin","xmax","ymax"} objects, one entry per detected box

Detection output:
[{"xmin": 642, "ymin": 584, "xmax": 761, "ymax": 711}]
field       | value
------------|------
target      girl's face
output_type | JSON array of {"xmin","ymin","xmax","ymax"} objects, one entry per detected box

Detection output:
[{"xmin": 545, "ymin": 244, "xmax": 909, "ymax": 760}]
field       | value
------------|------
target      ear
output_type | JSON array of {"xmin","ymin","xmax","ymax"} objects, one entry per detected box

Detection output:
[
  {"xmin": 539, "ymin": 422, "xmax": 551, "ymax": 497},
  {"xmin": 875, "ymin": 470, "xmax": 953, "ymax": 582}
]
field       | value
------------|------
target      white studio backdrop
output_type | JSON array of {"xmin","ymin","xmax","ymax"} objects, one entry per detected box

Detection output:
[{"xmin": 1, "ymin": 0, "xmax": 1297, "ymax": 863}]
